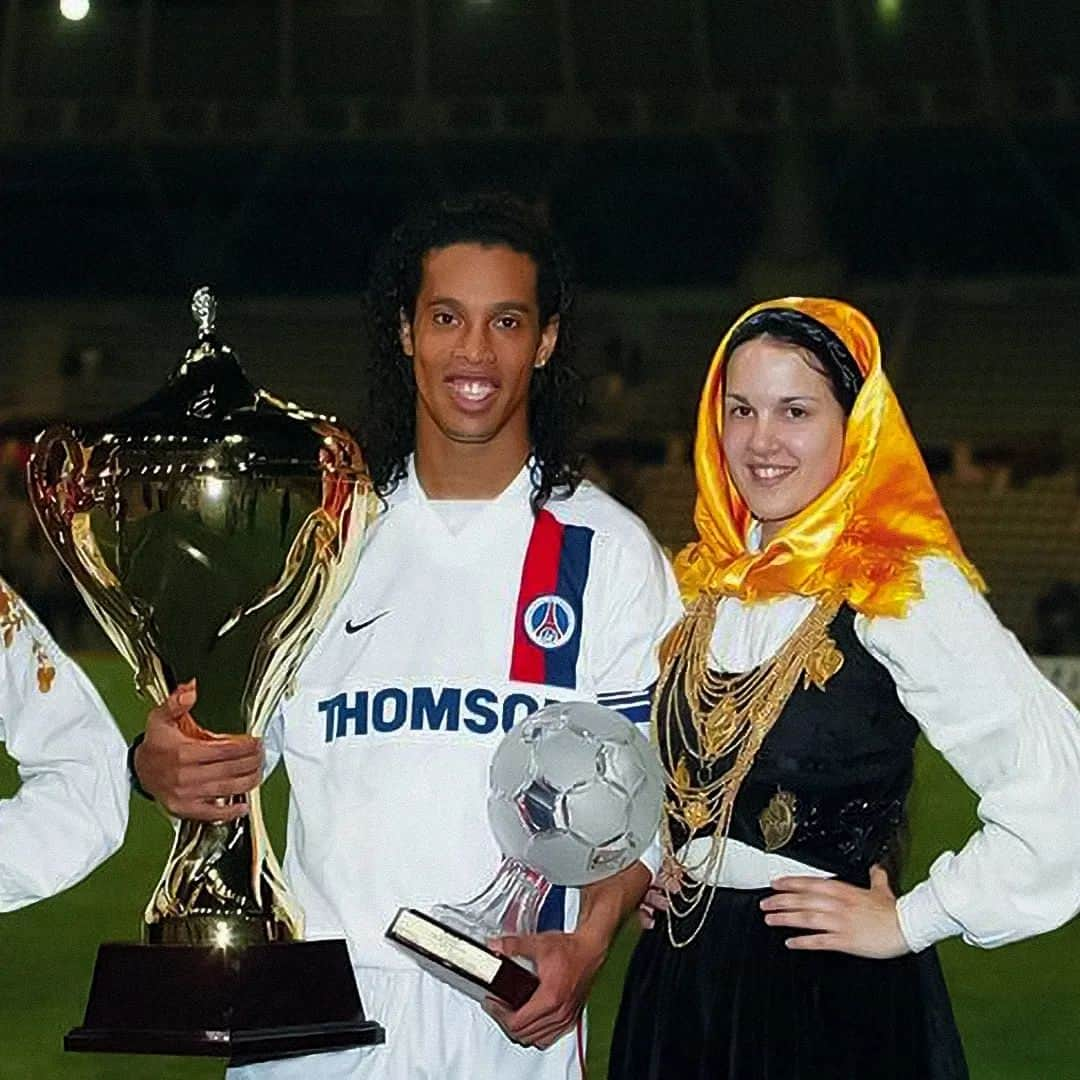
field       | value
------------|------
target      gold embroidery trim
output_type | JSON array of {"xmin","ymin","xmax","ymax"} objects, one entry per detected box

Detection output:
[
  {"xmin": 1, "ymin": 578, "xmax": 57, "ymax": 693},
  {"xmin": 34, "ymin": 642, "xmax": 56, "ymax": 694},
  {"xmin": 0, "ymin": 580, "xmax": 28, "ymax": 648}
]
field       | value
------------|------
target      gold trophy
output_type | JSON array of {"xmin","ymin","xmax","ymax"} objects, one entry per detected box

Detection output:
[{"xmin": 29, "ymin": 289, "xmax": 385, "ymax": 1065}]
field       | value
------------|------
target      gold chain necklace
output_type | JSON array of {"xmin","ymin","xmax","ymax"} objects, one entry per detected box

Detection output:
[{"xmin": 653, "ymin": 591, "xmax": 845, "ymax": 947}]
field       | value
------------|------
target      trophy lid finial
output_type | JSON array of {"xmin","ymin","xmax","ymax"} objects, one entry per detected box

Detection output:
[{"xmin": 191, "ymin": 287, "xmax": 217, "ymax": 338}]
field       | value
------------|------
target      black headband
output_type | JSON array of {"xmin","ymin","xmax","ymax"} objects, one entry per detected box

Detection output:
[{"xmin": 724, "ymin": 308, "xmax": 865, "ymax": 414}]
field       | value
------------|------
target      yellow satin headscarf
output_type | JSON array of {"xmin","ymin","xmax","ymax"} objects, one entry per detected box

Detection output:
[{"xmin": 674, "ymin": 297, "xmax": 984, "ymax": 618}]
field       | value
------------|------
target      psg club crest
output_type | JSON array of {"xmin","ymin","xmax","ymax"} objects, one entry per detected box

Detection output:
[{"xmin": 523, "ymin": 594, "xmax": 576, "ymax": 650}]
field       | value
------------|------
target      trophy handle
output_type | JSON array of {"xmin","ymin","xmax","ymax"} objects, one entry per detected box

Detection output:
[{"xmin": 28, "ymin": 427, "xmax": 170, "ymax": 703}]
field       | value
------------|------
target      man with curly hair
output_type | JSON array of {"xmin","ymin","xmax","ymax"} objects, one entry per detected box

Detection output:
[{"xmin": 135, "ymin": 193, "xmax": 679, "ymax": 1079}]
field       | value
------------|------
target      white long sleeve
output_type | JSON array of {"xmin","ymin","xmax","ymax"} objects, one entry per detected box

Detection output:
[
  {"xmin": 863, "ymin": 558, "xmax": 1080, "ymax": 951},
  {"xmin": 692, "ymin": 557, "xmax": 1080, "ymax": 953},
  {"xmin": 0, "ymin": 583, "xmax": 128, "ymax": 911}
]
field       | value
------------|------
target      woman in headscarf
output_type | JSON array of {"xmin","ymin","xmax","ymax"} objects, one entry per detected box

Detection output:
[{"xmin": 609, "ymin": 298, "xmax": 1080, "ymax": 1079}]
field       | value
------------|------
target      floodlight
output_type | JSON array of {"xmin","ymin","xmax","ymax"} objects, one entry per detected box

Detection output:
[{"xmin": 60, "ymin": 0, "xmax": 90, "ymax": 21}]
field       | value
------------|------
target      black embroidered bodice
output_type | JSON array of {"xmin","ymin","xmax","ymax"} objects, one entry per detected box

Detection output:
[{"xmin": 661, "ymin": 605, "xmax": 918, "ymax": 886}]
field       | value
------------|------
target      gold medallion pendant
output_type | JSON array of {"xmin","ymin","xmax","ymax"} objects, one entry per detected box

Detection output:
[{"xmin": 759, "ymin": 789, "xmax": 798, "ymax": 852}]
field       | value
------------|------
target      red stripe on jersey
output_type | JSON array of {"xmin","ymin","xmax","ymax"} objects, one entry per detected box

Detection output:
[{"xmin": 510, "ymin": 508, "xmax": 564, "ymax": 683}]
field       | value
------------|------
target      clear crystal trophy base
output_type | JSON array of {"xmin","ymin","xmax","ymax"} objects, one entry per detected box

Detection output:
[{"xmin": 386, "ymin": 858, "xmax": 549, "ymax": 1009}]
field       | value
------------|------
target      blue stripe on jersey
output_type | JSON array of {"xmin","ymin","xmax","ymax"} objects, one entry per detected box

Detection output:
[
  {"xmin": 615, "ymin": 703, "xmax": 651, "ymax": 725},
  {"xmin": 600, "ymin": 691, "xmax": 648, "ymax": 708},
  {"xmin": 598, "ymin": 683, "xmax": 655, "ymax": 720},
  {"xmin": 538, "ymin": 884, "xmax": 566, "ymax": 932},
  {"xmin": 597, "ymin": 683, "xmax": 655, "ymax": 704},
  {"xmin": 545, "ymin": 523, "xmax": 593, "ymax": 690},
  {"xmin": 598, "ymin": 694, "xmax": 651, "ymax": 709}
]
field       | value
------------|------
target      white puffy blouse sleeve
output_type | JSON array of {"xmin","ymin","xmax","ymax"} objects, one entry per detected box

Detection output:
[
  {"xmin": 857, "ymin": 557, "xmax": 1080, "ymax": 952},
  {"xmin": 0, "ymin": 586, "xmax": 129, "ymax": 911}
]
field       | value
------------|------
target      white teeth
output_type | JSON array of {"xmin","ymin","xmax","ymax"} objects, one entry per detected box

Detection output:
[
  {"xmin": 750, "ymin": 466, "xmax": 792, "ymax": 479},
  {"xmin": 453, "ymin": 380, "xmax": 494, "ymax": 401}
]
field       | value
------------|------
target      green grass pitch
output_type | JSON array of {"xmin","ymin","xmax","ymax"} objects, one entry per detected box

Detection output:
[{"xmin": 0, "ymin": 655, "xmax": 1077, "ymax": 1078}]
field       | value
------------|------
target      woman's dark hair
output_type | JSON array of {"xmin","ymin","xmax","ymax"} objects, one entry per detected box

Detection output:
[
  {"xmin": 724, "ymin": 308, "xmax": 865, "ymax": 415},
  {"xmin": 362, "ymin": 192, "xmax": 582, "ymax": 511}
]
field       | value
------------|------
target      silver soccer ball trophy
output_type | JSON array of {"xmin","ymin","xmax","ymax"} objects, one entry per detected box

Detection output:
[{"xmin": 388, "ymin": 701, "xmax": 664, "ymax": 1007}]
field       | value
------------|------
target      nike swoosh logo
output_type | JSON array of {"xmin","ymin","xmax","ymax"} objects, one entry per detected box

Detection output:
[{"xmin": 345, "ymin": 611, "xmax": 390, "ymax": 635}]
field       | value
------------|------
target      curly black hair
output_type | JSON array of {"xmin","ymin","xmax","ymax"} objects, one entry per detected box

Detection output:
[{"xmin": 360, "ymin": 192, "xmax": 583, "ymax": 511}]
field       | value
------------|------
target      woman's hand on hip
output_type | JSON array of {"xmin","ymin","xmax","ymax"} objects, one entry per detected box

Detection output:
[{"xmin": 759, "ymin": 865, "xmax": 910, "ymax": 959}]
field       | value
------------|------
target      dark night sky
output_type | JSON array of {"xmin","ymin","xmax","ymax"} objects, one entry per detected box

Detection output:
[
  {"xmin": 3, "ymin": 124, "xmax": 1079, "ymax": 298},
  {"xmin": 3, "ymin": 1, "xmax": 1080, "ymax": 296}
]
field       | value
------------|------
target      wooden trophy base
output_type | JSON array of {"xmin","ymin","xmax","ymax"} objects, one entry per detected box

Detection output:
[
  {"xmin": 386, "ymin": 908, "xmax": 539, "ymax": 1011},
  {"xmin": 65, "ymin": 939, "xmax": 385, "ymax": 1067}
]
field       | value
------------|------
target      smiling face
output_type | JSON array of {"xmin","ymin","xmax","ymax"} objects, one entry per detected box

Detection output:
[
  {"xmin": 401, "ymin": 242, "xmax": 558, "ymax": 471},
  {"xmin": 721, "ymin": 334, "xmax": 847, "ymax": 545}
]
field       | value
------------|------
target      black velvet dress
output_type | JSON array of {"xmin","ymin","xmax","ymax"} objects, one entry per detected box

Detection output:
[{"xmin": 610, "ymin": 607, "xmax": 969, "ymax": 1080}]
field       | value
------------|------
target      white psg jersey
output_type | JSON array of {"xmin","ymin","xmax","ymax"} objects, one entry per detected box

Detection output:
[{"xmin": 265, "ymin": 458, "xmax": 681, "ymax": 970}]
